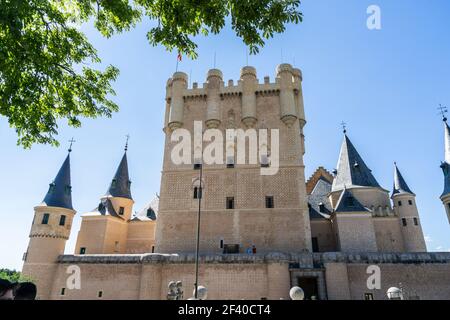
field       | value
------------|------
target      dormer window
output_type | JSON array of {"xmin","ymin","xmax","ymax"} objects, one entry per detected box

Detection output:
[
  {"xmin": 319, "ymin": 202, "xmax": 325, "ymax": 212},
  {"xmin": 345, "ymin": 196, "xmax": 355, "ymax": 207},
  {"xmin": 119, "ymin": 207, "xmax": 125, "ymax": 215},
  {"xmin": 111, "ymin": 179, "xmax": 117, "ymax": 188},
  {"xmin": 48, "ymin": 183, "xmax": 56, "ymax": 194},
  {"xmin": 64, "ymin": 185, "xmax": 72, "ymax": 195}
]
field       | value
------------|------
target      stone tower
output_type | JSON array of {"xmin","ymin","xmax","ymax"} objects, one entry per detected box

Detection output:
[
  {"xmin": 75, "ymin": 149, "xmax": 134, "ymax": 254},
  {"xmin": 391, "ymin": 163, "xmax": 426, "ymax": 252},
  {"xmin": 440, "ymin": 120, "xmax": 450, "ymax": 224},
  {"xmin": 156, "ymin": 64, "xmax": 312, "ymax": 254},
  {"xmin": 22, "ymin": 152, "xmax": 76, "ymax": 299}
]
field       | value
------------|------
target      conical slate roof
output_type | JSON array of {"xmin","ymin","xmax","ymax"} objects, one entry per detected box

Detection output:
[
  {"xmin": 332, "ymin": 134, "xmax": 381, "ymax": 192},
  {"xmin": 41, "ymin": 154, "xmax": 73, "ymax": 209},
  {"xmin": 392, "ymin": 163, "xmax": 413, "ymax": 197},
  {"xmin": 105, "ymin": 152, "xmax": 132, "ymax": 199}
]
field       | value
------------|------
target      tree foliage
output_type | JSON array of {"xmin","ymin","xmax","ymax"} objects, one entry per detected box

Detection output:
[
  {"xmin": 0, "ymin": 268, "xmax": 32, "ymax": 283},
  {"xmin": 0, "ymin": 0, "xmax": 302, "ymax": 147}
]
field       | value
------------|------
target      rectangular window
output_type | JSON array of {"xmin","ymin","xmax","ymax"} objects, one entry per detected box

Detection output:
[
  {"xmin": 226, "ymin": 197, "xmax": 235, "ymax": 209},
  {"xmin": 402, "ymin": 218, "xmax": 407, "ymax": 227},
  {"xmin": 398, "ymin": 201, "xmax": 403, "ymax": 207},
  {"xmin": 312, "ymin": 237, "xmax": 319, "ymax": 253},
  {"xmin": 22, "ymin": 252, "xmax": 28, "ymax": 262},
  {"xmin": 364, "ymin": 293, "xmax": 374, "ymax": 300},
  {"xmin": 61, "ymin": 288, "xmax": 66, "ymax": 296},
  {"xmin": 408, "ymin": 200, "xmax": 413, "ymax": 205},
  {"xmin": 79, "ymin": 247, "xmax": 86, "ymax": 255},
  {"xmin": 98, "ymin": 291, "xmax": 103, "ymax": 298},
  {"xmin": 220, "ymin": 239, "xmax": 224, "ymax": 249},
  {"xmin": 194, "ymin": 163, "xmax": 202, "ymax": 170},
  {"xmin": 119, "ymin": 207, "xmax": 125, "ymax": 215},
  {"xmin": 151, "ymin": 246, "xmax": 155, "ymax": 253},
  {"xmin": 226, "ymin": 156, "xmax": 235, "ymax": 168},
  {"xmin": 265, "ymin": 196, "xmax": 274, "ymax": 208},
  {"xmin": 413, "ymin": 218, "xmax": 418, "ymax": 226},
  {"xmin": 193, "ymin": 187, "xmax": 202, "ymax": 199},
  {"xmin": 59, "ymin": 215, "xmax": 66, "ymax": 226},
  {"xmin": 42, "ymin": 213, "xmax": 50, "ymax": 225}
]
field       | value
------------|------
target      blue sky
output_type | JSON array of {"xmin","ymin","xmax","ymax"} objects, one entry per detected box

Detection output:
[{"xmin": 1, "ymin": 0, "xmax": 449, "ymax": 270}]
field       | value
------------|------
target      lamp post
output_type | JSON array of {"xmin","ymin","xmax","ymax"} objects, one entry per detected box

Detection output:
[{"xmin": 194, "ymin": 156, "xmax": 203, "ymax": 300}]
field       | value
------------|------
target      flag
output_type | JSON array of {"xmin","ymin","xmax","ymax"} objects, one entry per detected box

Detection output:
[{"xmin": 177, "ymin": 52, "xmax": 182, "ymax": 61}]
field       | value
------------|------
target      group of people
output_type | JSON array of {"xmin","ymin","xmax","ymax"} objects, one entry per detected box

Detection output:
[{"xmin": 0, "ymin": 279, "xmax": 36, "ymax": 300}]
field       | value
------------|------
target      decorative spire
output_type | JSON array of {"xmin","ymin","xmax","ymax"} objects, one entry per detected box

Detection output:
[
  {"xmin": 340, "ymin": 121, "xmax": 347, "ymax": 134},
  {"xmin": 124, "ymin": 134, "xmax": 130, "ymax": 152},
  {"xmin": 105, "ymin": 151, "xmax": 132, "ymax": 200},
  {"xmin": 41, "ymin": 152, "xmax": 73, "ymax": 209},
  {"xmin": 331, "ymin": 133, "xmax": 381, "ymax": 192},
  {"xmin": 392, "ymin": 162, "xmax": 414, "ymax": 197}
]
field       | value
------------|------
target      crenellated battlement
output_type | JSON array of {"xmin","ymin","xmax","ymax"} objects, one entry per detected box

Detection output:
[
  {"xmin": 166, "ymin": 64, "xmax": 302, "ymax": 100},
  {"xmin": 165, "ymin": 64, "xmax": 305, "ymax": 130}
]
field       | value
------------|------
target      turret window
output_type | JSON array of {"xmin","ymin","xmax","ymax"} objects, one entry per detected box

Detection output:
[
  {"xmin": 98, "ymin": 291, "xmax": 103, "ymax": 298},
  {"xmin": 265, "ymin": 196, "xmax": 274, "ymax": 208},
  {"xmin": 61, "ymin": 288, "xmax": 66, "ymax": 296},
  {"xmin": 413, "ymin": 218, "xmax": 419, "ymax": 226},
  {"xmin": 226, "ymin": 197, "xmax": 235, "ymax": 209},
  {"xmin": 59, "ymin": 215, "xmax": 66, "ymax": 226},
  {"xmin": 408, "ymin": 200, "xmax": 413, "ymax": 206},
  {"xmin": 79, "ymin": 247, "xmax": 86, "ymax": 254},
  {"xmin": 193, "ymin": 187, "xmax": 202, "ymax": 199},
  {"xmin": 398, "ymin": 201, "xmax": 403, "ymax": 207},
  {"xmin": 119, "ymin": 207, "xmax": 125, "ymax": 215},
  {"xmin": 401, "ymin": 218, "xmax": 407, "ymax": 226},
  {"xmin": 42, "ymin": 213, "xmax": 50, "ymax": 225}
]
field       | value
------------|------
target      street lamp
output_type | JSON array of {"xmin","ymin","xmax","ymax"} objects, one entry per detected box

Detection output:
[
  {"xmin": 290, "ymin": 286, "xmax": 305, "ymax": 300},
  {"xmin": 387, "ymin": 287, "xmax": 404, "ymax": 300},
  {"xmin": 188, "ymin": 286, "xmax": 208, "ymax": 300}
]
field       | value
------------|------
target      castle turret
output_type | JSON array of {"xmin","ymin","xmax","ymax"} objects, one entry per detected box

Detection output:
[
  {"xmin": 240, "ymin": 66, "xmax": 258, "ymax": 128},
  {"xmin": 75, "ymin": 146, "xmax": 134, "ymax": 254},
  {"xmin": 440, "ymin": 120, "xmax": 450, "ymax": 224},
  {"xmin": 168, "ymin": 71, "xmax": 188, "ymax": 130},
  {"xmin": 104, "ymin": 150, "xmax": 134, "ymax": 220},
  {"xmin": 205, "ymin": 69, "xmax": 223, "ymax": 128},
  {"xmin": 329, "ymin": 131, "xmax": 403, "ymax": 252},
  {"xmin": 276, "ymin": 64, "xmax": 298, "ymax": 127},
  {"xmin": 22, "ymin": 151, "xmax": 76, "ymax": 299},
  {"xmin": 392, "ymin": 163, "xmax": 427, "ymax": 252}
]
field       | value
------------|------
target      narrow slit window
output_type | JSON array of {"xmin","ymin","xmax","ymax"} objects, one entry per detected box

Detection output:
[
  {"xmin": 265, "ymin": 196, "xmax": 274, "ymax": 208},
  {"xmin": 226, "ymin": 197, "xmax": 235, "ymax": 209}
]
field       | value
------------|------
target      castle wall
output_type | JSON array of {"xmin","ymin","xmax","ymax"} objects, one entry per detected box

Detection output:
[
  {"xmin": 41, "ymin": 252, "xmax": 450, "ymax": 300},
  {"xmin": 75, "ymin": 216, "xmax": 128, "ymax": 254},
  {"xmin": 126, "ymin": 220, "xmax": 156, "ymax": 253},
  {"xmin": 333, "ymin": 213, "xmax": 378, "ymax": 252},
  {"xmin": 310, "ymin": 220, "xmax": 337, "ymax": 252},
  {"xmin": 373, "ymin": 217, "xmax": 405, "ymax": 252}
]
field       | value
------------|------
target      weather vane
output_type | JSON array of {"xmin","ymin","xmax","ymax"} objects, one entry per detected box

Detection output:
[
  {"xmin": 68, "ymin": 138, "xmax": 75, "ymax": 153},
  {"xmin": 125, "ymin": 134, "xmax": 130, "ymax": 152},
  {"xmin": 341, "ymin": 121, "xmax": 347, "ymax": 134},
  {"xmin": 438, "ymin": 104, "xmax": 448, "ymax": 122}
]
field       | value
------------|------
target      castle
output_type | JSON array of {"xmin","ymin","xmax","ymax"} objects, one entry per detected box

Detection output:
[{"xmin": 22, "ymin": 64, "xmax": 450, "ymax": 300}]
